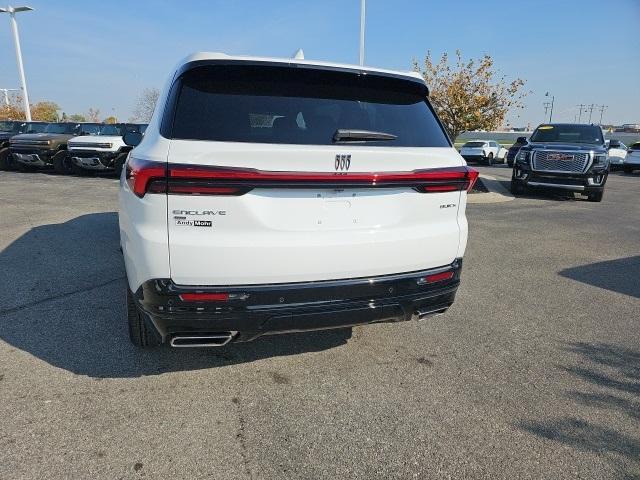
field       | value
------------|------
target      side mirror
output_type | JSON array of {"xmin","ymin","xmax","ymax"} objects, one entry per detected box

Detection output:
[
  {"xmin": 516, "ymin": 136, "xmax": 527, "ymax": 144},
  {"xmin": 123, "ymin": 131, "xmax": 143, "ymax": 147}
]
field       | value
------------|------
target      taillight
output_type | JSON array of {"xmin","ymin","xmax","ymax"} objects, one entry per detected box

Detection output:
[
  {"xmin": 417, "ymin": 270, "xmax": 455, "ymax": 285},
  {"xmin": 179, "ymin": 292, "xmax": 229, "ymax": 302},
  {"xmin": 126, "ymin": 157, "xmax": 167, "ymax": 198},
  {"xmin": 129, "ymin": 161, "xmax": 479, "ymax": 197}
]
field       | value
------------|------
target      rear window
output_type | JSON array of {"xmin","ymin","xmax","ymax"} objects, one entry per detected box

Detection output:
[
  {"xmin": 463, "ymin": 141, "xmax": 485, "ymax": 148},
  {"xmin": 166, "ymin": 65, "xmax": 450, "ymax": 147},
  {"xmin": 629, "ymin": 143, "xmax": 640, "ymax": 150},
  {"xmin": 530, "ymin": 124, "xmax": 604, "ymax": 145}
]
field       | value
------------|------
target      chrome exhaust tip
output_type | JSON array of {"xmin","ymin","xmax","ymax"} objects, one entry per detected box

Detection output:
[
  {"xmin": 169, "ymin": 332, "xmax": 237, "ymax": 348},
  {"xmin": 413, "ymin": 307, "xmax": 448, "ymax": 321}
]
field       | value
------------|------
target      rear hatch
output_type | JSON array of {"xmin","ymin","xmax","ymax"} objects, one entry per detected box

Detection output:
[
  {"xmin": 163, "ymin": 63, "xmax": 470, "ymax": 285},
  {"xmin": 460, "ymin": 142, "xmax": 485, "ymax": 157}
]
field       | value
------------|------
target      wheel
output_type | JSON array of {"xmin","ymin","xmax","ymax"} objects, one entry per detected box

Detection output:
[
  {"xmin": 487, "ymin": 153, "xmax": 494, "ymax": 166},
  {"xmin": 0, "ymin": 148, "xmax": 15, "ymax": 171},
  {"xmin": 623, "ymin": 166, "xmax": 633, "ymax": 174},
  {"xmin": 127, "ymin": 287, "xmax": 162, "ymax": 347},
  {"xmin": 587, "ymin": 191, "xmax": 604, "ymax": 202},
  {"xmin": 52, "ymin": 150, "xmax": 71, "ymax": 174},
  {"xmin": 507, "ymin": 160, "xmax": 514, "ymax": 168},
  {"xmin": 113, "ymin": 152, "xmax": 128, "ymax": 178},
  {"xmin": 510, "ymin": 179, "xmax": 525, "ymax": 195}
]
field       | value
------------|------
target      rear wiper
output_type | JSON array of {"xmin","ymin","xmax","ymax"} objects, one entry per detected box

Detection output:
[{"xmin": 333, "ymin": 129, "xmax": 397, "ymax": 143}]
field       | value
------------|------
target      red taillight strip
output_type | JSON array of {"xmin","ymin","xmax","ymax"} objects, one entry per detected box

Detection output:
[
  {"xmin": 417, "ymin": 270, "xmax": 455, "ymax": 285},
  {"xmin": 127, "ymin": 158, "xmax": 479, "ymax": 197},
  {"xmin": 126, "ymin": 157, "xmax": 167, "ymax": 198},
  {"xmin": 179, "ymin": 292, "xmax": 229, "ymax": 302}
]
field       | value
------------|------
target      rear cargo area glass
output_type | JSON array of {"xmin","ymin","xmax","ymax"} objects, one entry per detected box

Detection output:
[{"xmin": 168, "ymin": 65, "xmax": 449, "ymax": 147}]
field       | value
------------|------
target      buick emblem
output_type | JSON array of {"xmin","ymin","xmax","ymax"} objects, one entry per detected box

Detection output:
[{"xmin": 335, "ymin": 154, "xmax": 351, "ymax": 171}]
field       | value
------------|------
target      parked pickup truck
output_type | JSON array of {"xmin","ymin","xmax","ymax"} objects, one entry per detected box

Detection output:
[
  {"xmin": 510, "ymin": 123, "xmax": 609, "ymax": 202},
  {"xmin": 68, "ymin": 123, "xmax": 147, "ymax": 176},
  {"xmin": 10, "ymin": 122, "xmax": 101, "ymax": 173},
  {"xmin": 0, "ymin": 121, "xmax": 48, "ymax": 170}
]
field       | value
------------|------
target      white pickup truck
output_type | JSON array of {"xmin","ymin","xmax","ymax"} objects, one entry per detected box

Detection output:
[{"xmin": 67, "ymin": 123, "xmax": 147, "ymax": 176}]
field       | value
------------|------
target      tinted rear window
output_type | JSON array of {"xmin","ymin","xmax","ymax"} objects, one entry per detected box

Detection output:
[
  {"xmin": 166, "ymin": 65, "xmax": 450, "ymax": 147},
  {"xmin": 463, "ymin": 141, "xmax": 485, "ymax": 148}
]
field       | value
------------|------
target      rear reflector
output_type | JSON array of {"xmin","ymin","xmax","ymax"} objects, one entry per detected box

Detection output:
[
  {"xmin": 417, "ymin": 270, "xmax": 455, "ymax": 285},
  {"xmin": 127, "ymin": 158, "xmax": 479, "ymax": 197},
  {"xmin": 179, "ymin": 292, "xmax": 229, "ymax": 302}
]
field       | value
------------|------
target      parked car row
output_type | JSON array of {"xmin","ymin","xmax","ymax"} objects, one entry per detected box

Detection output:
[
  {"xmin": 0, "ymin": 121, "xmax": 147, "ymax": 176},
  {"xmin": 460, "ymin": 132, "xmax": 639, "ymax": 174}
]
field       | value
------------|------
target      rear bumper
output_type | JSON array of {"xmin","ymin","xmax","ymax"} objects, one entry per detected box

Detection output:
[
  {"xmin": 461, "ymin": 154, "xmax": 486, "ymax": 163},
  {"xmin": 133, "ymin": 259, "xmax": 463, "ymax": 343}
]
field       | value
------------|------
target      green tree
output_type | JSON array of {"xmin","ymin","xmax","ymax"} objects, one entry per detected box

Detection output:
[
  {"xmin": 68, "ymin": 113, "xmax": 87, "ymax": 122},
  {"xmin": 413, "ymin": 50, "xmax": 528, "ymax": 140}
]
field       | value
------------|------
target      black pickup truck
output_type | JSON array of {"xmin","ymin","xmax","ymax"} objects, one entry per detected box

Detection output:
[{"xmin": 510, "ymin": 123, "xmax": 609, "ymax": 202}]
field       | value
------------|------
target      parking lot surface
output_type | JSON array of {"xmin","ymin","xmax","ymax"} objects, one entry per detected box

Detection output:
[{"xmin": 0, "ymin": 168, "xmax": 639, "ymax": 479}]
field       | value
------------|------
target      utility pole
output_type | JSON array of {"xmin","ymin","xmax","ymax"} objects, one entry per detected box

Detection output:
[
  {"xmin": 545, "ymin": 92, "xmax": 554, "ymax": 122},
  {"xmin": 0, "ymin": 6, "xmax": 34, "ymax": 121},
  {"xmin": 587, "ymin": 104, "xmax": 596, "ymax": 123},
  {"xmin": 577, "ymin": 104, "xmax": 586, "ymax": 123},
  {"xmin": 0, "ymin": 88, "xmax": 19, "ymax": 106},
  {"xmin": 598, "ymin": 105, "xmax": 608, "ymax": 125},
  {"xmin": 359, "ymin": 0, "xmax": 366, "ymax": 66},
  {"xmin": 543, "ymin": 102, "xmax": 551, "ymax": 121}
]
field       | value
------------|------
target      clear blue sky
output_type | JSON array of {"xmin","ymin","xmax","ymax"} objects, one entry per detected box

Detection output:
[{"xmin": 1, "ymin": 0, "xmax": 638, "ymax": 126}]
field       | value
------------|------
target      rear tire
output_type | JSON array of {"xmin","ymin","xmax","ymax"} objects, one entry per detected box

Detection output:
[
  {"xmin": 52, "ymin": 150, "xmax": 70, "ymax": 174},
  {"xmin": 623, "ymin": 166, "xmax": 634, "ymax": 174},
  {"xmin": 0, "ymin": 148, "xmax": 14, "ymax": 171},
  {"xmin": 587, "ymin": 191, "xmax": 604, "ymax": 202},
  {"xmin": 487, "ymin": 153, "xmax": 494, "ymax": 166},
  {"xmin": 127, "ymin": 287, "xmax": 162, "ymax": 348}
]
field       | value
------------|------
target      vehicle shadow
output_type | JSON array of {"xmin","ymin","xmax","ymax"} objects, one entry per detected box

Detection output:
[
  {"xmin": 518, "ymin": 342, "xmax": 640, "ymax": 477},
  {"xmin": 559, "ymin": 256, "xmax": 640, "ymax": 299},
  {"xmin": 0, "ymin": 213, "xmax": 351, "ymax": 378}
]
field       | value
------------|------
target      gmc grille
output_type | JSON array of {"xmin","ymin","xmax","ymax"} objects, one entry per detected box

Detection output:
[{"xmin": 532, "ymin": 151, "xmax": 590, "ymax": 173}]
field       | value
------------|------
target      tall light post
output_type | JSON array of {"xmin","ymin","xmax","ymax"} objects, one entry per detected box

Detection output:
[
  {"xmin": 545, "ymin": 92, "xmax": 554, "ymax": 123},
  {"xmin": 359, "ymin": 0, "xmax": 365, "ymax": 66},
  {"xmin": 0, "ymin": 5, "xmax": 33, "ymax": 121}
]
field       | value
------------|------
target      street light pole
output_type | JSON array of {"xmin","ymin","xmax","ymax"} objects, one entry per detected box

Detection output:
[
  {"xmin": 359, "ymin": 0, "xmax": 365, "ymax": 66},
  {"xmin": 0, "ymin": 6, "xmax": 33, "ymax": 121}
]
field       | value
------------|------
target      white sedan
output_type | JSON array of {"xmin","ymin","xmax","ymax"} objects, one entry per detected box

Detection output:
[{"xmin": 459, "ymin": 140, "xmax": 506, "ymax": 165}]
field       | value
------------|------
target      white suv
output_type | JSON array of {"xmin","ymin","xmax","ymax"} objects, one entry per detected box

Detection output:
[{"xmin": 119, "ymin": 53, "xmax": 477, "ymax": 348}]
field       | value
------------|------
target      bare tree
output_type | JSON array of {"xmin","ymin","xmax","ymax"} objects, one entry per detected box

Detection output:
[
  {"xmin": 86, "ymin": 107, "xmax": 101, "ymax": 122},
  {"xmin": 131, "ymin": 88, "xmax": 160, "ymax": 123}
]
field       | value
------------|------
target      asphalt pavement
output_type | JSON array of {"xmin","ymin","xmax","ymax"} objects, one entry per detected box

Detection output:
[{"xmin": 0, "ymin": 167, "xmax": 638, "ymax": 479}]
